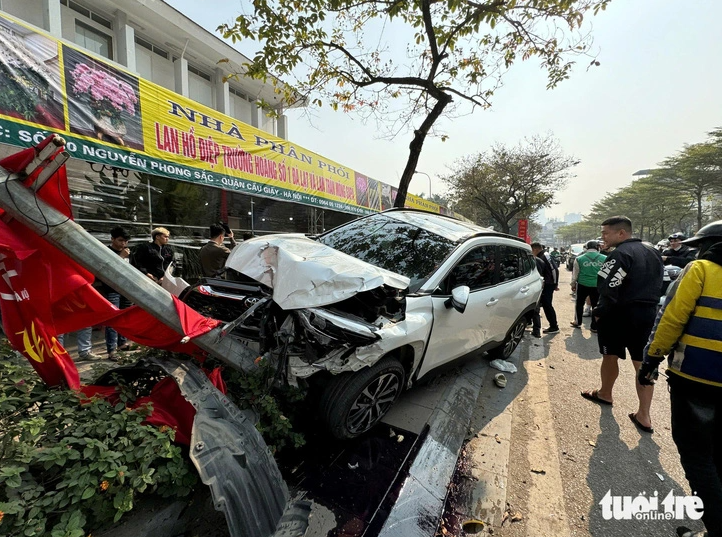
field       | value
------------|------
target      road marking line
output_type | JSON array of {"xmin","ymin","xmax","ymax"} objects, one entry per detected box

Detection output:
[{"xmin": 524, "ymin": 343, "xmax": 571, "ymax": 536}]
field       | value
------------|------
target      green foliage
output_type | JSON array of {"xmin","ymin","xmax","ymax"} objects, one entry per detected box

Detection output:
[
  {"xmin": 444, "ymin": 134, "xmax": 579, "ymax": 233},
  {"xmin": 0, "ymin": 351, "xmax": 197, "ymax": 537},
  {"xmin": 563, "ymin": 128, "xmax": 722, "ymax": 243},
  {"xmin": 218, "ymin": 0, "xmax": 611, "ymax": 207},
  {"xmin": 217, "ymin": 361, "xmax": 307, "ymax": 454}
]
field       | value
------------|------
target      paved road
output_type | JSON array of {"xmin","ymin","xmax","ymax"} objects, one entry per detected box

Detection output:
[{"xmin": 453, "ymin": 268, "xmax": 704, "ymax": 537}]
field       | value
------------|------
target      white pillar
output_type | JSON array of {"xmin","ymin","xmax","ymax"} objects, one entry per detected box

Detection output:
[
  {"xmin": 114, "ymin": 11, "xmax": 136, "ymax": 71},
  {"xmin": 215, "ymin": 68, "xmax": 230, "ymax": 114},
  {"xmin": 277, "ymin": 112, "xmax": 288, "ymax": 140},
  {"xmin": 42, "ymin": 0, "xmax": 62, "ymax": 38},
  {"xmin": 250, "ymin": 102, "xmax": 261, "ymax": 129},
  {"xmin": 174, "ymin": 57, "xmax": 189, "ymax": 97}
]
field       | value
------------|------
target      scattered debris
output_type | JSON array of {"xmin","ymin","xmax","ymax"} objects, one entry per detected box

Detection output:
[
  {"xmin": 549, "ymin": 365, "xmax": 555, "ymax": 369},
  {"xmin": 656, "ymin": 473, "xmax": 665, "ymax": 481},
  {"xmin": 397, "ymin": 435, "xmax": 405, "ymax": 443},
  {"xmin": 462, "ymin": 519, "xmax": 486, "ymax": 534},
  {"xmin": 588, "ymin": 440, "xmax": 596, "ymax": 447},
  {"xmin": 490, "ymin": 359, "xmax": 517, "ymax": 373},
  {"xmin": 348, "ymin": 462, "xmax": 359, "ymax": 470},
  {"xmin": 494, "ymin": 373, "xmax": 507, "ymax": 388},
  {"xmin": 511, "ymin": 512, "xmax": 523, "ymax": 522},
  {"xmin": 389, "ymin": 428, "xmax": 397, "ymax": 438},
  {"xmin": 530, "ymin": 468, "xmax": 546, "ymax": 475},
  {"xmin": 494, "ymin": 434, "xmax": 501, "ymax": 444}
]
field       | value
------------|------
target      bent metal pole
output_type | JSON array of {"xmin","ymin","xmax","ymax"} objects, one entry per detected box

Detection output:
[{"xmin": 0, "ymin": 161, "xmax": 258, "ymax": 373}]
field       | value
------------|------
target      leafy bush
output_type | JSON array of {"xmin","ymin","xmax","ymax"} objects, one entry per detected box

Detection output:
[
  {"xmin": 0, "ymin": 351, "xmax": 197, "ymax": 537},
  {"xmin": 218, "ymin": 360, "xmax": 307, "ymax": 454}
]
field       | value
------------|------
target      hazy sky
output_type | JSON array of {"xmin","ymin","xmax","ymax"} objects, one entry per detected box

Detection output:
[{"xmin": 167, "ymin": 0, "xmax": 722, "ymax": 220}]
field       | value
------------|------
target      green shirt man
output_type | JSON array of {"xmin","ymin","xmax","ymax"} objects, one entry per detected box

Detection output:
[{"xmin": 573, "ymin": 246, "xmax": 607, "ymax": 288}]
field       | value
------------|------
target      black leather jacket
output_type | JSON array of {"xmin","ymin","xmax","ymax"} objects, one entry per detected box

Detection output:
[
  {"xmin": 662, "ymin": 244, "xmax": 697, "ymax": 268},
  {"xmin": 594, "ymin": 238, "xmax": 664, "ymax": 317}
]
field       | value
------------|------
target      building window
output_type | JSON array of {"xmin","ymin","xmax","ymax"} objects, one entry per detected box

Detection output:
[
  {"xmin": 74, "ymin": 20, "xmax": 112, "ymax": 59},
  {"xmin": 187, "ymin": 64, "xmax": 211, "ymax": 82},
  {"xmin": 135, "ymin": 36, "xmax": 169, "ymax": 60},
  {"xmin": 60, "ymin": 0, "xmax": 113, "ymax": 29}
]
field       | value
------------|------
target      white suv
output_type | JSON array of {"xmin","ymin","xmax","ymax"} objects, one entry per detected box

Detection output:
[{"xmin": 182, "ymin": 209, "xmax": 543, "ymax": 438}]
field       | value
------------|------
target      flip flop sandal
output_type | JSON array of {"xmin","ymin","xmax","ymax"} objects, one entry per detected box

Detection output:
[
  {"xmin": 494, "ymin": 373, "xmax": 507, "ymax": 388},
  {"xmin": 629, "ymin": 413, "xmax": 654, "ymax": 434},
  {"xmin": 581, "ymin": 390, "xmax": 613, "ymax": 406}
]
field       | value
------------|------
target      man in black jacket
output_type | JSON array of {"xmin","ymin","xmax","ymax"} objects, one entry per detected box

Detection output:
[
  {"xmin": 581, "ymin": 216, "xmax": 664, "ymax": 433},
  {"xmin": 662, "ymin": 232, "xmax": 697, "ymax": 268},
  {"xmin": 531, "ymin": 243, "xmax": 560, "ymax": 334},
  {"xmin": 131, "ymin": 227, "xmax": 173, "ymax": 283}
]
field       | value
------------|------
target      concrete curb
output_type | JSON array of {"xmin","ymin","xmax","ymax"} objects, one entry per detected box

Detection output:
[{"xmin": 377, "ymin": 360, "xmax": 487, "ymax": 537}]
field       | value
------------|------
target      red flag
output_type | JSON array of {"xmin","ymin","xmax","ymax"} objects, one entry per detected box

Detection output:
[{"xmin": 0, "ymin": 143, "xmax": 220, "ymax": 389}]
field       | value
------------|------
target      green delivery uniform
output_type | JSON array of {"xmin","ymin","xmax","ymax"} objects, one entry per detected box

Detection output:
[{"xmin": 572, "ymin": 247, "xmax": 606, "ymax": 329}]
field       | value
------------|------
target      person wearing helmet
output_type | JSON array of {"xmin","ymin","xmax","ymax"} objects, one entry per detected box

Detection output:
[
  {"xmin": 639, "ymin": 220, "xmax": 722, "ymax": 537},
  {"xmin": 570, "ymin": 240, "xmax": 606, "ymax": 331},
  {"xmin": 662, "ymin": 232, "xmax": 697, "ymax": 268}
]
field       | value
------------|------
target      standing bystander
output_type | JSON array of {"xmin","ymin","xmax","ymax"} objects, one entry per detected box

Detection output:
[
  {"xmin": 131, "ymin": 227, "xmax": 173, "ymax": 283},
  {"xmin": 639, "ymin": 221, "xmax": 722, "ymax": 537},
  {"xmin": 662, "ymin": 232, "xmax": 697, "ymax": 268},
  {"xmin": 199, "ymin": 222, "xmax": 237, "ymax": 277},
  {"xmin": 96, "ymin": 226, "xmax": 133, "ymax": 360},
  {"xmin": 570, "ymin": 240, "xmax": 606, "ymax": 332},
  {"xmin": 531, "ymin": 242, "xmax": 560, "ymax": 334},
  {"xmin": 581, "ymin": 216, "xmax": 664, "ymax": 433}
]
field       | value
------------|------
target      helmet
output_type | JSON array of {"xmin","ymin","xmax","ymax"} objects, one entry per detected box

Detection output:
[
  {"xmin": 585, "ymin": 240, "xmax": 599, "ymax": 250},
  {"xmin": 683, "ymin": 220, "xmax": 722, "ymax": 247},
  {"xmin": 668, "ymin": 232, "xmax": 686, "ymax": 241}
]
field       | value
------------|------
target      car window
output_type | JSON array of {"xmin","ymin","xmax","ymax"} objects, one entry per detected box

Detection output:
[
  {"xmin": 318, "ymin": 213, "xmax": 457, "ymax": 292},
  {"xmin": 523, "ymin": 253, "xmax": 535, "ymax": 275},
  {"xmin": 445, "ymin": 245, "xmax": 496, "ymax": 292},
  {"xmin": 498, "ymin": 245, "xmax": 524, "ymax": 282}
]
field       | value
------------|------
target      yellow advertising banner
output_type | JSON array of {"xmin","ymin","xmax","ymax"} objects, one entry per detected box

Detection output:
[{"xmin": 0, "ymin": 11, "xmax": 453, "ymax": 217}]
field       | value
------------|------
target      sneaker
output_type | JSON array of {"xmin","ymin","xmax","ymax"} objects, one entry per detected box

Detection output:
[
  {"xmin": 543, "ymin": 327, "xmax": 560, "ymax": 334},
  {"xmin": 531, "ymin": 330, "xmax": 542, "ymax": 338},
  {"xmin": 78, "ymin": 351, "xmax": 103, "ymax": 361},
  {"xmin": 583, "ymin": 307, "xmax": 592, "ymax": 317}
]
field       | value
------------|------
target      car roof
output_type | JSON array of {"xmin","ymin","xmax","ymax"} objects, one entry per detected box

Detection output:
[{"xmin": 382, "ymin": 208, "xmax": 523, "ymax": 243}]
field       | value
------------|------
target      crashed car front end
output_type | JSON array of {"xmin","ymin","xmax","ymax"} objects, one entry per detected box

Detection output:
[{"xmin": 181, "ymin": 236, "xmax": 431, "ymax": 385}]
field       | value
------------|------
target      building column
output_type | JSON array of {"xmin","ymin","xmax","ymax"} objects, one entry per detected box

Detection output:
[
  {"xmin": 277, "ymin": 106, "xmax": 288, "ymax": 140},
  {"xmin": 114, "ymin": 11, "xmax": 136, "ymax": 71},
  {"xmin": 250, "ymin": 102, "xmax": 261, "ymax": 129},
  {"xmin": 42, "ymin": 0, "xmax": 62, "ymax": 38},
  {"xmin": 215, "ymin": 68, "xmax": 230, "ymax": 115},
  {"xmin": 174, "ymin": 57, "xmax": 189, "ymax": 97}
]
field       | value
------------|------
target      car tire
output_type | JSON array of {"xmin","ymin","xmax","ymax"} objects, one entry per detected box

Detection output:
[
  {"xmin": 488, "ymin": 318, "xmax": 527, "ymax": 360},
  {"xmin": 319, "ymin": 357, "xmax": 405, "ymax": 440}
]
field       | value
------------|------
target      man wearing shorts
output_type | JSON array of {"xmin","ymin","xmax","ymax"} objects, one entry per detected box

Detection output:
[{"xmin": 581, "ymin": 216, "xmax": 664, "ymax": 433}]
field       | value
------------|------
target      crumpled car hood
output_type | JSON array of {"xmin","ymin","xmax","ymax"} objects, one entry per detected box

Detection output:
[{"xmin": 225, "ymin": 234, "xmax": 409, "ymax": 310}]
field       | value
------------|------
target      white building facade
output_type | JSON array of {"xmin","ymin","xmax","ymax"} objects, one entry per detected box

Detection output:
[{"xmin": 0, "ymin": 0, "xmax": 288, "ymax": 138}]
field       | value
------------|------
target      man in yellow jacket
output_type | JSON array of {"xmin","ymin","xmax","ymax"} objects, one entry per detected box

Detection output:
[{"xmin": 639, "ymin": 221, "xmax": 722, "ymax": 537}]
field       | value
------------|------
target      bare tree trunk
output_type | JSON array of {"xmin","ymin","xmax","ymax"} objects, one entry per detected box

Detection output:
[
  {"xmin": 394, "ymin": 94, "xmax": 452, "ymax": 208},
  {"xmin": 697, "ymin": 190, "xmax": 703, "ymax": 230}
]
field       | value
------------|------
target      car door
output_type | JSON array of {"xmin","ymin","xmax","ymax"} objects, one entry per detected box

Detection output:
[
  {"xmin": 492, "ymin": 244, "xmax": 539, "ymax": 341},
  {"xmin": 420, "ymin": 244, "xmax": 499, "ymax": 376}
]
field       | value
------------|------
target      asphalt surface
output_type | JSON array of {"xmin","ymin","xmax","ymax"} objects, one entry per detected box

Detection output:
[{"xmin": 472, "ymin": 268, "xmax": 701, "ymax": 537}]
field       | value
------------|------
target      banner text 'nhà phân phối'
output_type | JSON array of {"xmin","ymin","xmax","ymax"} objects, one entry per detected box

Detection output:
[{"xmin": 0, "ymin": 11, "xmax": 455, "ymax": 217}]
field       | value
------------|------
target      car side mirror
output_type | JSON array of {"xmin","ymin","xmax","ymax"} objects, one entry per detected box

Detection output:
[{"xmin": 445, "ymin": 285, "xmax": 470, "ymax": 313}]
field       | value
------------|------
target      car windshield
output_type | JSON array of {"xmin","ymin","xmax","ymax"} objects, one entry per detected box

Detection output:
[
  {"xmin": 571, "ymin": 245, "xmax": 584, "ymax": 254},
  {"xmin": 318, "ymin": 213, "xmax": 458, "ymax": 292}
]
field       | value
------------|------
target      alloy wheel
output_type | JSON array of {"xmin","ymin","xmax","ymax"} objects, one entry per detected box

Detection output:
[{"xmin": 346, "ymin": 372, "xmax": 402, "ymax": 435}]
